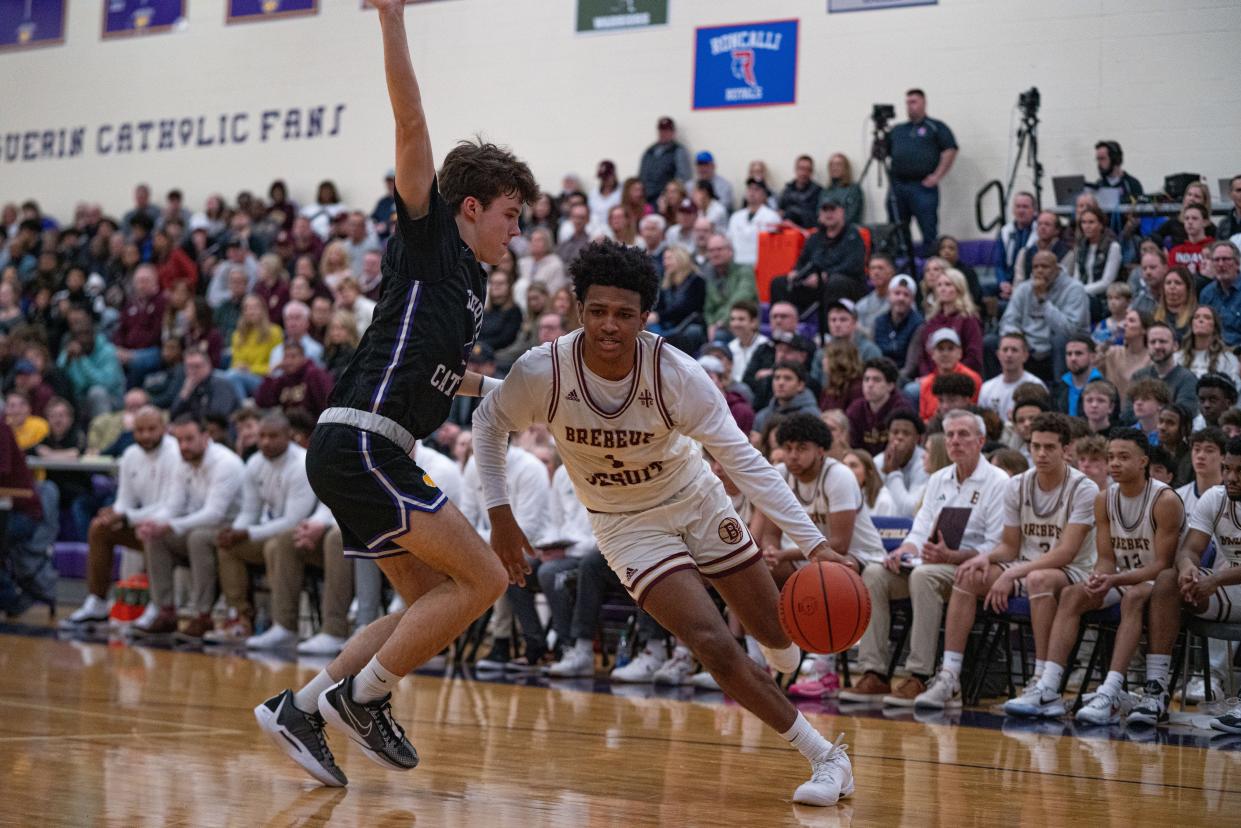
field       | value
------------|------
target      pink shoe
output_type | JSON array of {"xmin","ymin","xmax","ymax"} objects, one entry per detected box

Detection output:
[{"xmin": 788, "ymin": 672, "xmax": 841, "ymax": 699}]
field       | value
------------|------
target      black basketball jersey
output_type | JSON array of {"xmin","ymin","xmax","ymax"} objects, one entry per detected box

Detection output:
[{"xmin": 326, "ymin": 182, "xmax": 485, "ymax": 440}]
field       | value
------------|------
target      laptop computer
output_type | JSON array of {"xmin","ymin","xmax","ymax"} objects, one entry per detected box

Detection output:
[{"xmin": 1053, "ymin": 175, "xmax": 1087, "ymax": 206}]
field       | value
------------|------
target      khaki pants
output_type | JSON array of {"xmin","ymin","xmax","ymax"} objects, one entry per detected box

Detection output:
[
  {"xmin": 857, "ymin": 562, "xmax": 957, "ymax": 678},
  {"xmin": 87, "ymin": 518, "xmax": 143, "ymax": 599},
  {"xmin": 218, "ymin": 527, "xmax": 353, "ymax": 637},
  {"xmin": 145, "ymin": 527, "xmax": 219, "ymax": 615}
]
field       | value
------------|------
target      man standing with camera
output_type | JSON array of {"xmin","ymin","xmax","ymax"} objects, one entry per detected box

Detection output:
[{"xmin": 885, "ymin": 89, "xmax": 958, "ymax": 257}]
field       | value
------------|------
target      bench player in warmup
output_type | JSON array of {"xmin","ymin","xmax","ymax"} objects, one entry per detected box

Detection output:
[
  {"xmin": 1004, "ymin": 428, "xmax": 1181, "ymax": 724},
  {"xmin": 472, "ymin": 240, "xmax": 855, "ymax": 807},
  {"xmin": 253, "ymin": 0, "xmax": 538, "ymax": 786}
]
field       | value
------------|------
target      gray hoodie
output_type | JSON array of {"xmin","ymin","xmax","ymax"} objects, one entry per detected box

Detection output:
[
  {"xmin": 753, "ymin": 387, "xmax": 820, "ymax": 433},
  {"xmin": 999, "ymin": 266, "xmax": 1090, "ymax": 355}
]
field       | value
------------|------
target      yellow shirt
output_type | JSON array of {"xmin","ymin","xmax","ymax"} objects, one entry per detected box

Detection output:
[
  {"xmin": 12, "ymin": 416, "xmax": 49, "ymax": 451},
  {"xmin": 230, "ymin": 327, "xmax": 283, "ymax": 375}
]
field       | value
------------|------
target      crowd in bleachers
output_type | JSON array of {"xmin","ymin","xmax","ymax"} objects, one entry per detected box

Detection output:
[{"xmin": 4, "ymin": 99, "xmax": 1241, "ymax": 734}]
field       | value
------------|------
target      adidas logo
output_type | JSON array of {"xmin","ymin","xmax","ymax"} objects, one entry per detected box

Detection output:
[
  {"xmin": 624, "ymin": 567, "xmax": 639, "ymax": 582},
  {"xmin": 566, "ymin": 390, "xmax": 580, "ymax": 402}
]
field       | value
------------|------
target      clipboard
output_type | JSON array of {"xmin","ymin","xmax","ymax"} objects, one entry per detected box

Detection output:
[{"xmin": 930, "ymin": 506, "xmax": 972, "ymax": 551}]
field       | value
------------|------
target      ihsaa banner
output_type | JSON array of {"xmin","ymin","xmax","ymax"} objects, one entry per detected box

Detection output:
[
  {"xmin": 693, "ymin": 19, "xmax": 798, "ymax": 110},
  {"xmin": 102, "ymin": 0, "xmax": 184, "ymax": 38},
  {"xmin": 229, "ymin": 0, "xmax": 318, "ymax": 23},
  {"xmin": 0, "ymin": 0, "xmax": 66, "ymax": 52}
]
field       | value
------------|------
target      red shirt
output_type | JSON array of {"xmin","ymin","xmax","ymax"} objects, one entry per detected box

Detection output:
[
  {"xmin": 115, "ymin": 293, "xmax": 167, "ymax": 350},
  {"xmin": 156, "ymin": 247, "xmax": 199, "ymax": 292},
  {"xmin": 1168, "ymin": 239, "xmax": 1210, "ymax": 275},
  {"xmin": 918, "ymin": 363, "xmax": 982, "ymax": 420}
]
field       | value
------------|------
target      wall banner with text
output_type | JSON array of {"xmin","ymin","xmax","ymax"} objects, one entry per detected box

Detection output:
[
  {"xmin": 692, "ymin": 19, "xmax": 798, "ymax": 110},
  {"xmin": 0, "ymin": 0, "xmax": 67, "ymax": 52},
  {"xmin": 576, "ymin": 0, "xmax": 667, "ymax": 34}
]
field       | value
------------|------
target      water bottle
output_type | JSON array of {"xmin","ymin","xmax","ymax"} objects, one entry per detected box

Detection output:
[{"xmin": 615, "ymin": 627, "xmax": 631, "ymax": 668}]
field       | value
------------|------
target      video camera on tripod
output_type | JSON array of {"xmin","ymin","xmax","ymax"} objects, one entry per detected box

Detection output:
[
  {"xmin": 869, "ymin": 104, "xmax": 896, "ymax": 160},
  {"xmin": 975, "ymin": 86, "xmax": 1045, "ymax": 233}
]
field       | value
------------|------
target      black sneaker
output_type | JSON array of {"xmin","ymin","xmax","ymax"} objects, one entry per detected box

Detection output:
[
  {"xmin": 1126, "ymin": 680, "xmax": 1170, "ymax": 727},
  {"xmin": 253, "ymin": 689, "xmax": 348, "ymax": 787},
  {"xmin": 475, "ymin": 638, "xmax": 511, "ymax": 671},
  {"xmin": 318, "ymin": 675, "xmax": 419, "ymax": 771},
  {"xmin": 1211, "ymin": 704, "xmax": 1241, "ymax": 735}
]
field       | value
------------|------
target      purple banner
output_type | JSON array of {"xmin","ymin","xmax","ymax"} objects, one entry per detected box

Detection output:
[
  {"xmin": 0, "ymin": 0, "xmax": 67, "ymax": 52},
  {"xmin": 227, "ymin": 0, "xmax": 318, "ymax": 24},
  {"xmin": 102, "ymin": 0, "xmax": 184, "ymax": 38}
]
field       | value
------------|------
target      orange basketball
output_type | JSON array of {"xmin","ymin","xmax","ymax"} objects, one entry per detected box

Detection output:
[{"xmin": 778, "ymin": 562, "xmax": 871, "ymax": 655}]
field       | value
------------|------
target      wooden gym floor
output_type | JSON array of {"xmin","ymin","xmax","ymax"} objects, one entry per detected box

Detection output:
[{"xmin": 1, "ymin": 623, "xmax": 1239, "ymax": 827}]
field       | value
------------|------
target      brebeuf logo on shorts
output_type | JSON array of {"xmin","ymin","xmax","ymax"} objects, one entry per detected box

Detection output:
[{"xmin": 718, "ymin": 518, "xmax": 743, "ymax": 544}]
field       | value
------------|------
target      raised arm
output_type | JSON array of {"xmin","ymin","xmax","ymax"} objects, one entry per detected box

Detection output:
[{"xmin": 375, "ymin": 0, "xmax": 435, "ymax": 218}]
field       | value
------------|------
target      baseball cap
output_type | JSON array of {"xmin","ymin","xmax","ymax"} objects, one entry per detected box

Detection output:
[
  {"xmin": 926, "ymin": 328, "xmax": 963, "ymax": 352},
  {"xmin": 890, "ymin": 274, "xmax": 917, "ymax": 293},
  {"xmin": 468, "ymin": 342, "xmax": 495, "ymax": 363},
  {"xmin": 700, "ymin": 342, "xmax": 731, "ymax": 361},
  {"xmin": 745, "ymin": 177, "xmax": 771, "ymax": 196},
  {"xmin": 772, "ymin": 329, "xmax": 815, "ymax": 354},
  {"xmin": 697, "ymin": 355, "xmax": 727, "ymax": 377},
  {"xmin": 819, "ymin": 192, "xmax": 846, "ymax": 210},
  {"xmin": 657, "ymin": 116, "xmax": 675, "ymax": 130},
  {"xmin": 827, "ymin": 298, "xmax": 857, "ymax": 318},
  {"xmin": 677, "ymin": 198, "xmax": 697, "ymax": 214},
  {"xmin": 695, "ymin": 151, "xmax": 715, "ymax": 164}
]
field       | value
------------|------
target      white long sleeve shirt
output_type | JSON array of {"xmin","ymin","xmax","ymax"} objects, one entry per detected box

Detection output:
[
  {"xmin": 904, "ymin": 456, "xmax": 1010, "ymax": 559},
  {"xmin": 231, "ymin": 444, "xmax": 318, "ymax": 543},
  {"xmin": 153, "ymin": 441, "xmax": 245, "ymax": 536},
  {"xmin": 461, "ymin": 447, "xmax": 550, "ymax": 544},
  {"xmin": 548, "ymin": 463, "xmax": 596, "ymax": 558},
  {"xmin": 471, "ymin": 331, "xmax": 826, "ymax": 555},
  {"xmin": 875, "ymin": 445, "xmax": 930, "ymax": 518},
  {"xmin": 726, "ymin": 204, "xmax": 781, "ymax": 266},
  {"xmin": 413, "ymin": 442, "xmax": 464, "ymax": 506},
  {"xmin": 113, "ymin": 434, "xmax": 182, "ymax": 523}
]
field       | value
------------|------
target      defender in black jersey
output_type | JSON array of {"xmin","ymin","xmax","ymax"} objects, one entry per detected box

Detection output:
[{"xmin": 255, "ymin": 0, "xmax": 538, "ymax": 787}]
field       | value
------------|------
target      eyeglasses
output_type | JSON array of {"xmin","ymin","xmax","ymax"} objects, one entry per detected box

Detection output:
[{"xmin": 1211, "ymin": 256, "xmax": 1238, "ymax": 264}]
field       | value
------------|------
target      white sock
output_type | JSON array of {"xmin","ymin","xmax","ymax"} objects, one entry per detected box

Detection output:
[
  {"xmin": 941, "ymin": 651, "xmax": 964, "ymax": 680},
  {"xmin": 352, "ymin": 655, "xmax": 403, "ymax": 704},
  {"xmin": 762, "ymin": 642, "xmax": 802, "ymax": 675},
  {"xmin": 781, "ymin": 712, "xmax": 833, "ymax": 763},
  {"xmin": 1099, "ymin": 670, "xmax": 1124, "ymax": 697},
  {"xmin": 1039, "ymin": 662, "xmax": 1064, "ymax": 692},
  {"xmin": 293, "ymin": 669, "xmax": 336, "ymax": 714},
  {"xmin": 1146, "ymin": 655, "xmax": 1171, "ymax": 687},
  {"xmin": 1034, "ymin": 659, "xmax": 1046, "ymax": 678}
]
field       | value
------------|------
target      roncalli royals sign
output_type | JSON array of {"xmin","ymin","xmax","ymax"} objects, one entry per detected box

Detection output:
[{"xmin": 692, "ymin": 19, "xmax": 799, "ymax": 110}]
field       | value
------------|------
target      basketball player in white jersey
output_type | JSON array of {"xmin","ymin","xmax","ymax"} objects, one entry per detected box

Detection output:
[
  {"xmin": 1004, "ymin": 428, "xmax": 1181, "ymax": 724},
  {"xmin": 916, "ymin": 413, "xmax": 1098, "ymax": 709},
  {"xmin": 1175, "ymin": 427, "xmax": 1224, "ymax": 521},
  {"xmin": 1144, "ymin": 435, "xmax": 1241, "ymax": 728},
  {"xmin": 472, "ymin": 240, "xmax": 853, "ymax": 807}
]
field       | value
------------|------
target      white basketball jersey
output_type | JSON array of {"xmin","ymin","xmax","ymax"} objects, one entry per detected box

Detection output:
[
  {"xmin": 781, "ymin": 458, "xmax": 886, "ymax": 563},
  {"xmin": 1105, "ymin": 479, "xmax": 1171, "ymax": 573},
  {"xmin": 546, "ymin": 329, "xmax": 702, "ymax": 513},
  {"xmin": 1013, "ymin": 466, "xmax": 1097, "ymax": 570},
  {"xmin": 731, "ymin": 490, "xmax": 754, "ymax": 525},
  {"xmin": 1187, "ymin": 485, "xmax": 1241, "ymax": 572}
]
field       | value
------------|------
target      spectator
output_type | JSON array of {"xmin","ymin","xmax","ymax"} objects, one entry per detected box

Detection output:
[
  {"xmin": 12, "ymin": 359, "xmax": 54, "ymax": 418},
  {"xmin": 556, "ymin": 202, "xmax": 595, "ymax": 265},
  {"xmin": 551, "ymin": 286, "xmax": 581, "ymax": 332},
  {"xmin": 935, "ymin": 238, "xmax": 984, "ymax": 312},
  {"xmin": 855, "ymin": 254, "xmax": 896, "ymax": 337},
  {"xmin": 916, "ymin": 329, "xmax": 980, "ymax": 420},
  {"xmin": 266, "ymin": 179, "xmax": 299, "ymax": 235},
  {"xmin": 1101, "ymin": 309, "xmax": 1152, "ymax": 404},
  {"xmin": 322, "ymin": 310, "xmax": 359, "ymax": 379},
  {"xmin": 143, "ymin": 338, "xmax": 185, "ymax": 411},
  {"xmin": 65, "ymin": 406, "xmax": 179, "ymax": 627},
  {"xmin": 844, "ymin": 448, "xmax": 897, "ymax": 516},
  {"xmin": 342, "ymin": 211, "xmax": 381, "ymax": 276},
  {"xmin": 1013, "ymin": 210, "xmax": 1074, "ymax": 287},
  {"xmin": 1219, "ymin": 175, "xmax": 1241, "ymax": 242},
  {"xmin": 1167, "ymin": 204, "xmax": 1212, "ymax": 276},
  {"xmin": 700, "ymin": 234, "xmax": 757, "ymax": 338},
  {"xmin": 1000, "ymin": 249, "xmax": 1090, "ymax": 382},
  {"xmin": 1124, "ymin": 322, "xmax": 1199, "ymax": 419},
  {"xmin": 1073, "ymin": 204, "xmax": 1122, "ymax": 312},
  {"xmin": 114, "ymin": 264, "xmax": 166, "ymax": 388},
  {"xmin": 698, "ymin": 354, "xmax": 754, "ymax": 433},
  {"xmin": 821, "ymin": 153, "xmax": 864, "ymax": 228},
  {"xmin": 874, "ymin": 274, "xmax": 923, "ymax": 373},
  {"xmin": 227, "ymin": 294, "xmax": 282, "ymax": 400},
  {"xmin": 480, "ymin": 268, "xmax": 523, "ymax": 353},
  {"xmin": 691, "ymin": 180, "xmax": 729, "ymax": 232},
  {"xmin": 847, "ymin": 358, "xmax": 911, "ymax": 455},
  {"xmin": 1199, "ymin": 240, "xmax": 1241, "ymax": 347},
  {"xmin": 885, "ymin": 88, "xmax": 958, "ymax": 256},
  {"xmin": 913, "ymin": 268, "xmax": 983, "ymax": 376},
  {"xmin": 34, "ymin": 397, "xmax": 94, "ymax": 539},
  {"xmin": 151, "ymin": 227, "xmax": 197, "ymax": 293},
  {"xmin": 0, "ymin": 281, "xmax": 24, "ymax": 334},
  {"xmin": 656, "ymin": 181, "xmax": 687, "ymax": 229},
  {"xmin": 87, "ymin": 388, "xmax": 150, "ymax": 455},
  {"xmin": 777, "ymin": 155, "xmax": 823, "ymax": 230},
  {"xmin": 131, "ymin": 416, "xmax": 244, "ymax": 638},
  {"xmin": 826, "ymin": 299, "xmax": 881, "ymax": 361},
  {"xmin": 122, "ymin": 184, "xmax": 160, "ymax": 237},
  {"xmin": 208, "ymin": 412, "xmax": 320, "ymax": 648},
  {"xmin": 1128, "ymin": 378, "xmax": 1171, "ymax": 443},
  {"xmin": 1180, "ymin": 305, "xmax": 1238, "ymax": 380},
  {"xmin": 751, "ymin": 361, "xmax": 819, "ymax": 439},
  {"xmin": 995, "ymin": 191, "xmax": 1037, "ymax": 296},
  {"xmin": 282, "ymin": 215, "xmax": 325, "ymax": 271},
  {"xmin": 1129, "ymin": 250, "xmax": 1166, "ymax": 316},
  {"xmin": 205, "ymin": 236, "xmax": 259, "ymax": 309},
  {"xmin": 726, "ymin": 300, "xmax": 770, "ymax": 384},
  {"xmin": 171, "ymin": 347, "xmax": 240, "ymax": 422},
  {"xmin": 5, "ymin": 391, "xmax": 47, "ymax": 450},
  {"xmin": 1151, "ymin": 265, "xmax": 1197, "ymax": 343},
  {"xmin": 750, "ymin": 329, "xmax": 817, "ymax": 411},
  {"xmin": 726, "ymin": 179, "xmax": 781, "ymax": 267},
  {"xmin": 253, "ymin": 252, "xmax": 291, "ymax": 324},
  {"xmin": 819, "ymin": 340, "xmax": 865, "ymax": 412},
  {"xmin": 1150, "ymin": 181, "xmax": 1216, "ymax": 249},
  {"xmin": 693, "ymin": 150, "xmax": 735, "ymax": 213},
  {"xmin": 978, "ymin": 333, "xmax": 1046, "ymax": 421},
  {"xmin": 588, "ymin": 159, "xmax": 621, "ymax": 230},
  {"xmin": 874, "ymin": 410, "xmax": 928, "ymax": 517},
  {"xmin": 318, "ymin": 241, "xmax": 354, "ymax": 295},
  {"xmin": 770, "ymin": 195, "xmax": 867, "ymax": 312},
  {"xmin": 255, "ymin": 340, "xmax": 333, "ymax": 420},
  {"xmin": 183, "ymin": 296, "xmax": 223, "ymax": 368},
  {"xmin": 638, "ymin": 116, "xmax": 692, "ymax": 205},
  {"xmin": 213, "ymin": 266, "xmax": 249, "ymax": 346},
  {"xmin": 299, "ymin": 179, "xmax": 345, "ymax": 241},
  {"xmin": 1055, "ymin": 336, "xmax": 1103, "ymax": 416},
  {"xmin": 58, "ymin": 308, "xmax": 124, "ymax": 419},
  {"xmin": 841, "ymin": 410, "xmax": 1005, "ymax": 706},
  {"xmin": 515, "ymin": 228, "xmax": 568, "ymax": 308},
  {"xmin": 1081, "ymin": 380, "xmax": 1118, "ymax": 435},
  {"xmin": 1091, "ymin": 139, "xmax": 1144, "ymax": 214},
  {"xmin": 663, "ymin": 198, "xmax": 698, "ymax": 253},
  {"xmin": 1092, "ymin": 281, "xmax": 1131, "ymax": 347},
  {"xmin": 699, "ymin": 343, "xmax": 754, "ymax": 406},
  {"xmin": 604, "ymin": 204, "xmax": 639, "ymax": 248},
  {"xmin": 284, "ymin": 498, "xmax": 353, "ymax": 655},
  {"xmin": 267, "ymin": 300, "xmax": 324, "ymax": 370},
  {"xmin": 1194, "ymin": 373, "xmax": 1238, "ymax": 431},
  {"xmin": 648, "ymin": 247, "xmax": 706, "ymax": 353},
  {"xmin": 495, "ymin": 282, "xmax": 549, "ymax": 371},
  {"xmin": 638, "ymin": 214, "xmax": 668, "ymax": 276}
]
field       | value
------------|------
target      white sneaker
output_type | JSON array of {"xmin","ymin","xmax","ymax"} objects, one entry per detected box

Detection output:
[
  {"xmin": 1075, "ymin": 687, "xmax": 1132, "ymax": 726},
  {"xmin": 296, "ymin": 632, "xmax": 347, "ymax": 656},
  {"xmin": 610, "ymin": 645, "xmax": 667, "ymax": 683},
  {"xmin": 653, "ymin": 647, "xmax": 695, "ymax": 685},
  {"xmin": 63, "ymin": 594, "xmax": 110, "ymax": 627},
  {"xmin": 792, "ymin": 733, "xmax": 855, "ymax": 806},
  {"xmin": 547, "ymin": 642, "xmax": 595, "ymax": 677},
  {"xmin": 1003, "ymin": 683, "xmax": 1066, "ymax": 718},
  {"xmin": 130, "ymin": 603, "xmax": 159, "ymax": 629},
  {"xmin": 246, "ymin": 623, "xmax": 299, "ymax": 650},
  {"xmin": 914, "ymin": 670, "xmax": 962, "ymax": 709},
  {"xmin": 1185, "ymin": 676, "xmax": 1225, "ymax": 706},
  {"xmin": 690, "ymin": 671, "xmax": 720, "ymax": 691}
]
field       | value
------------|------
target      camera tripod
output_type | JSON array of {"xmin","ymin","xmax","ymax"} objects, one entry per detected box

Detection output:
[{"xmin": 858, "ymin": 120, "xmax": 918, "ymax": 275}]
